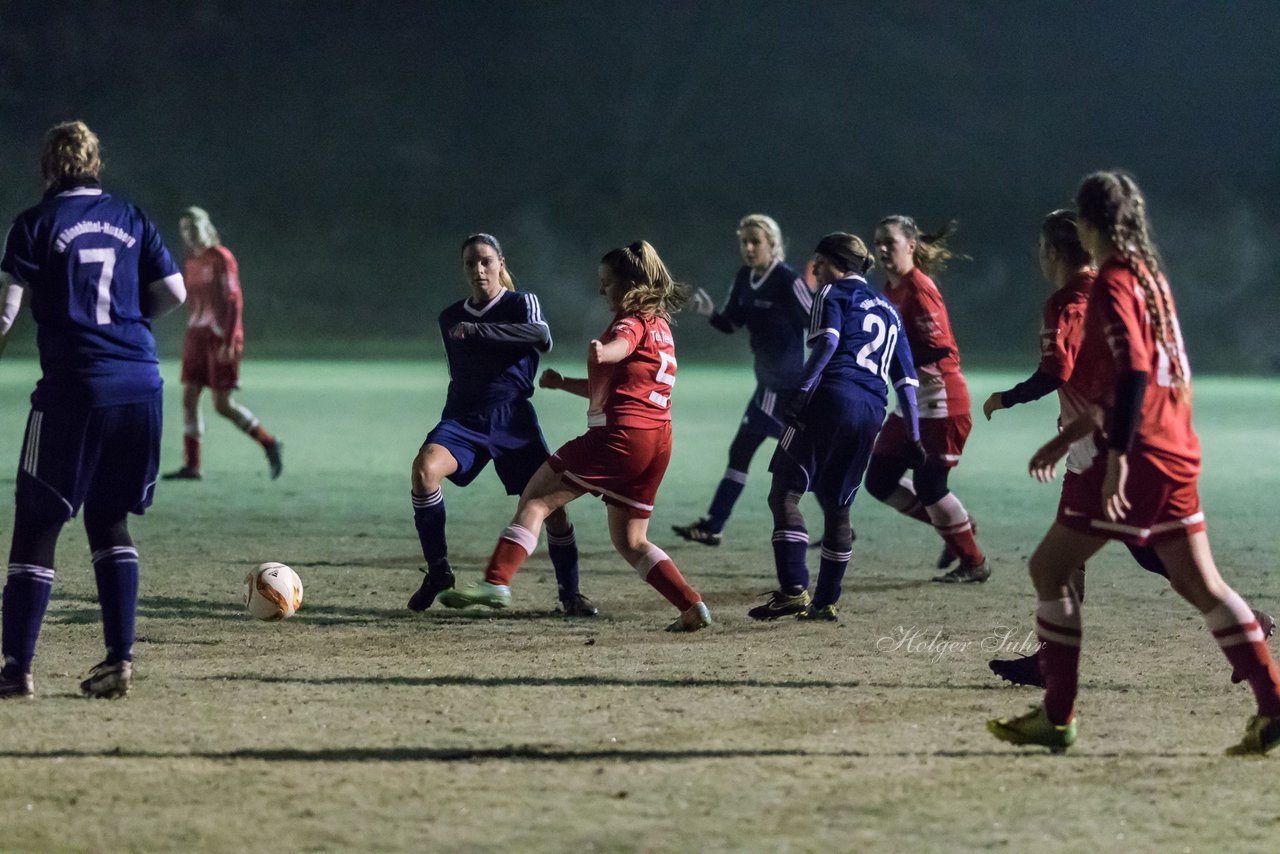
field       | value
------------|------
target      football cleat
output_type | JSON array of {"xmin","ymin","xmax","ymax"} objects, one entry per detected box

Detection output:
[
  {"xmin": 671, "ymin": 518, "xmax": 722, "ymax": 547},
  {"xmin": 408, "ymin": 566, "xmax": 455, "ymax": 612},
  {"xmin": 796, "ymin": 603, "xmax": 839, "ymax": 622},
  {"xmin": 161, "ymin": 466, "xmax": 202, "ymax": 481},
  {"xmin": 747, "ymin": 589, "xmax": 812, "ymax": 621},
  {"xmin": 265, "ymin": 440, "xmax": 284, "ymax": 480},
  {"xmin": 987, "ymin": 704, "xmax": 1076, "ymax": 753},
  {"xmin": 989, "ymin": 653, "xmax": 1044, "ymax": 687},
  {"xmin": 1225, "ymin": 714, "xmax": 1280, "ymax": 756},
  {"xmin": 665, "ymin": 601, "xmax": 712, "ymax": 633},
  {"xmin": 438, "ymin": 581, "xmax": 511, "ymax": 610},
  {"xmin": 80, "ymin": 659, "xmax": 132, "ymax": 700},
  {"xmin": 936, "ymin": 517, "xmax": 978, "ymax": 569},
  {"xmin": 558, "ymin": 592, "xmax": 599, "ymax": 618},
  {"xmin": 933, "ymin": 560, "xmax": 991, "ymax": 584},
  {"xmin": 0, "ymin": 669, "xmax": 34, "ymax": 700}
]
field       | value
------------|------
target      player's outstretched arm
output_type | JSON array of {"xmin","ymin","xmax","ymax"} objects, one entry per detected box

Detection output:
[
  {"xmin": 539, "ymin": 368, "xmax": 589, "ymax": 398},
  {"xmin": 0, "ymin": 279, "xmax": 24, "ymax": 363},
  {"xmin": 588, "ymin": 338, "xmax": 632, "ymax": 366},
  {"xmin": 987, "ymin": 370, "xmax": 1063, "ymax": 419}
]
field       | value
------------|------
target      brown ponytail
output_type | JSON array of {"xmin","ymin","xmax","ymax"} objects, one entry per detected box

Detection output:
[{"xmin": 599, "ymin": 240, "xmax": 689, "ymax": 320}]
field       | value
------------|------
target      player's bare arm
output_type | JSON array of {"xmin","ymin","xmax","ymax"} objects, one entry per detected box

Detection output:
[
  {"xmin": 1028, "ymin": 411, "xmax": 1097, "ymax": 481},
  {"xmin": 589, "ymin": 338, "xmax": 630, "ymax": 366},
  {"xmin": 539, "ymin": 368, "xmax": 588, "ymax": 398}
]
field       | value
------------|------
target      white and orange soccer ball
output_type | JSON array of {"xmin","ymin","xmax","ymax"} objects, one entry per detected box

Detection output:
[{"xmin": 243, "ymin": 562, "xmax": 304, "ymax": 621}]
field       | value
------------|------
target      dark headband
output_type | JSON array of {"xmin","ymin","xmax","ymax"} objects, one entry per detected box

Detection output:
[{"xmin": 814, "ymin": 234, "xmax": 871, "ymax": 274}]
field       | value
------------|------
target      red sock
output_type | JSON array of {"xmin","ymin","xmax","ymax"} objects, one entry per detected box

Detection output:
[
  {"xmin": 901, "ymin": 501, "xmax": 931, "ymax": 525},
  {"xmin": 483, "ymin": 524, "xmax": 538, "ymax": 587},
  {"xmin": 925, "ymin": 493, "xmax": 984, "ymax": 566},
  {"xmin": 249, "ymin": 424, "xmax": 276, "ymax": 449},
  {"xmin": 183, "ymin": 435, "xmax": 201, "ymax": 471},
  {"xmin": 940, "ymin": 525, "xmax": 985, "ymax": 567},
  {"xmin": 635, "ymin": 547, "xmax": 699, "ymax": 611},
  {"xmin": 1036, "ymin": 597, "xmax": 1082, "ymax": 725},
  {"xmin": 1207, "ymin": 594, "xmax": 1280, "ymax": 717}
]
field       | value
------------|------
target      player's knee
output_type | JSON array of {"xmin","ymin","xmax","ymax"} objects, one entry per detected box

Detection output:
[
  {"xmin": 544, "ymin": 507, "xmax": 571, "ymax": 536},
  {"xmin": 863, "ymin": 458, "xmax": 900, "ymax": 502},
  {"xmin": 767, "ymin": 487, "xmax": 804, "ymax": 529},
  {"xmin": 411, "ymin": 450, "xmax": 445, "ymax": 493},
  {"xmin": 912, "ymin": 462, "xmax": 950, "ymax": 506},
  {"xmin": 83, "ymin": 511, "xmax": 131, "ymax": 552},
  {"xmin": 213, "ymin": 396, "xmax": 236, "ymax": 418},
  {"xmin": 821, "ymin": 505, "xmax": 852, "ymax": 550}
]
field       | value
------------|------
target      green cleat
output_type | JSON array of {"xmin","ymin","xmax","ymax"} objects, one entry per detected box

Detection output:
[
  {"xmin": 1225, "ymin": 715, "xmax": 1280, "ymax": 756},
  {"xmin": 987, "ymin": 704, "xmax": 1076, "ymax": 753},
  {"xmin": 747, "ymin": 589, "xmax": 811, "ymax": 621},
  {"xmin": 437, "ymin": 581, "xmax": 511, "ymax": 610},
  {"xmin": 665, "ymin": 601, "xmax": 712, "ymax": 633},
  {"xmin": 796, "ymin": 603, "xmax": 838, "ymax": 622}
]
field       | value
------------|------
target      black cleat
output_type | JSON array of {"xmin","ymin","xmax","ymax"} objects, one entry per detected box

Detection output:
[
  {"xmin": 265, "ymin": 440, "xmax": 284, "ymax": 480},
  {"xmin": 747, "ymin": 589, "xmax": 811, "ymax": 621},
  {"xmin": 558, "ymin": 593, "xmax": 599, "ymax": 618},
  {"xmin": 408, "ymin": 566, "xmax": 455, "ymax": 612},
  {"xmin": 0, "ymin": 669, "xmax": 34, "ymax": 700},
  {"xmin": 933, "ymin": 561, "xmax": 991, "ymax": 584},
  {"xmin": 671, "ymin": 518, "xmax": 722, "ymax": 547},
  {"xmin": 989, "ymin": 653, "xmax": 1044, "ymax": 687},
  {"xmin": 161, "ymin": 466, "xmax": 202, "ymax": 481}
]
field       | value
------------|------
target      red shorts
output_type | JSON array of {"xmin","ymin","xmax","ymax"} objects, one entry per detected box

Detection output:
[
  {"xmin": 1057, "ymin": 450, "xmax": 1206, "ymax": 546},
  {"xmin": 873, "ymin": 413, "xmax": 971, "ymax": 468},
  {"xmin": 549, "ymin": 423, "xmax": 672, "ymax": 519},
  {"xmin": 180, "ymin": 328, "xmax": 240, "ymax": 390}
]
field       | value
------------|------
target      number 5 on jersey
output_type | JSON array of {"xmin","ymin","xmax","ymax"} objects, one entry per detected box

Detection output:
[{"xmin": 649, "ymin": 351, "xmax": 677, "ymax": 407}]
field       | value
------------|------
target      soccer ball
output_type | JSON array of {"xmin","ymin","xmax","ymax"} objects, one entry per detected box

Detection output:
[{"xmin": 244, "ymin": 562, "xmax": 304, "ymax": 621}]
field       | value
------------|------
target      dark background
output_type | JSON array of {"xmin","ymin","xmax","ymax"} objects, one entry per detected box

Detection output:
[{"xmin": 3, "ymin": 0, "xmax": 1278, "ymax": 370}]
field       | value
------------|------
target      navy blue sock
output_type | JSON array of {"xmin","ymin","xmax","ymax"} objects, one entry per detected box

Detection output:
[
  {"xmin": 2, "ymin": 564, "xmax": 55, "ymax": 675},
  {"xmin": 770, "ymin": 528, "xmax": 809, "ymax": 594},
  {"xmin": 546, "ymin": 526, "xmax": 580, "ymax": 600},
  {"xmin": 814, "ymin": 544, "xmax": 853, "ymax": 607},
  {"xmin": 92, "ymin": 546, "xmax": 140, "ymax": 663},
  {"xmin": 705, "ymin": 468, "xmax": 748, "ymax": 533},
  {"xmin": 411, "ymin": 490, "xmax": 448, "ymax": 570}
]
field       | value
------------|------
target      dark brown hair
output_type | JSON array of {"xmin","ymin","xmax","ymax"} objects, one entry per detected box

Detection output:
[
  {"xmin": 878, "ymin": 215, "xmax": 967, "ymax": 277},
  {"xmin": 1041, "ymin": 209, "xmax": 1091, "ymax": 269}
]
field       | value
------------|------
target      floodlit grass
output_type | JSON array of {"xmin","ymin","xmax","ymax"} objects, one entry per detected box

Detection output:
[{"xmin": 0, "ymin": 359, "xmax": 1276, "ymax": 852}]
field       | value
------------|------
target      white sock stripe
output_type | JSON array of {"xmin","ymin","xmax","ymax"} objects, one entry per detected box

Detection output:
[
  {"xmin": 723, "ymin": 468, "xmax": 749, "ymax": 485},
  {"xmin": 924, "ymin": 493, "xmax": 969, "ymax": 528},
  {"xmin": 91, "ymin": 546, "xmax": 139, "ymax": 563},
  {"xmin": 1205, "ymin": 591, "xmax": 1256, "ymax": 633},
  {"xmin": 632, "ymin": 546, "xmax": 670, "ymax": 577},
  {"xmin": 1036, "ymin": 626, "xmax": 1082, "ymax": 647},
  {"xmin": 935, "ymin": 522, "xmax": 972, "ymax": 536},
  {"xmin": 1214, "ymin": 627, "xmax": 1266, "ymax": 647},
  {"xmin": 500, "ymin": 524, "xmax": 539, "ymax": 555},
  {"xmin": 411, "ymin": 490, "xmax": 444, "ymax": 507},
  {"xmin": 772, "ymin": 531, "xmax": 810, "ymax": 543},
  {"xmin": 819, "ymin": 548, "xmax": 853, "ymax": 562},
  {"xmin": 8, "ymin": 563, "xmax": 55, "ymax": 581},
  {"xmin": 546, "ymin": 530, "xmax": 577, "ymax": 546},
  {"xmin": 1036, "ymin": 596, "xmax": 1081, "ymax": 628}
]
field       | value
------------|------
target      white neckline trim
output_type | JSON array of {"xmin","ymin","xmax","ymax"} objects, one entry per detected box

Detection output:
[
  {"xmin": 748, "ymin": 259, "xmax": 780, "ymax": 290},
  {"xmin": 56, "ymin": 187, "xmax": 103, "ymax": 197},
  {"xmin": 464, "ymin": 290, "xmax": 505, "ymax": 317}
]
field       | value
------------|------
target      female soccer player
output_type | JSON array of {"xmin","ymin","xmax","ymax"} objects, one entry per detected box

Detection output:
[
  {"xmin": 161, "ymin": 207, "xmax": 282, "ymax": 480},
  {"xmin": 752, "ymin": 234, "xmax": 920, "ymax": 621},
  {"xmin": 983, "ymin": 211, "xmax": 1274, "ymax": 686},
  {"xmin": 988, "ymin": 171, "xmax": 1280, "ymax": 755},
  {"xmin": 439, "ymin": 241, "xmax": 711, "ymax": 632},
  {"xmin": 863, "ymin": 216, "xmax": 988, "ymax": 583},
  {"xmin": 0, "ymin": 121, "xmax": 186, "ymax": 699},
  {"xmin": 672, "ymin": 214, "xmax": 812, "ymax": 546},
  {"xmin": 406, "ymin": 233, "xmax": 593, "ymax": 617}
]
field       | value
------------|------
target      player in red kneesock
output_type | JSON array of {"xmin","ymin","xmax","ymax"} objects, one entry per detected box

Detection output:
[
  {"xmin": 441, "ymin": 240, "xmax": 710, "ymax": 631},
  {"xmin": 990, "ymin": 171, "xmax": 1280, "ymax": 756}
]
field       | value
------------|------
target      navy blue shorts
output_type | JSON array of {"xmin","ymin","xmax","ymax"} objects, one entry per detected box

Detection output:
[
  {"xmin": 741, "ymin": 384, "xmax": 788, "ymax": 439},
  {"xmin": 769, "ymin": 387, "xmax": 883, "ymax": 508},
  {"xmin": 16, "ymin": 390, "xmax": 163, "ymax": 523},
  {"xmin": 425, "ymin": 399, "xmax": 550, "ymax": 495}
]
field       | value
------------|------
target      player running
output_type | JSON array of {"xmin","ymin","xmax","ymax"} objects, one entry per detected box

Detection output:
[
  {"xmin": 983, "ymin": 210, "xmax": 1275, "ymax": 686},
  {"xmin": 987, "ymin": 171, "xmax": 1280, "ymax": 755},
  {"xmin": 672, "ymin": 214, "xmax": 812, "ymax": 546},
  {"xmin": 751, "ymin": 234, "xmax": 920, "ymax": 621},
  {"xmin": 440, "ymin": 241, "xmax": 711, "ymax": 632},
  {"xmin": 0, "ymin": 121, "xmax": 186, "ymax": 699},
  {"xmin": 863, "ymin": 216, "xmax": 989, "ymax": 583},
  {"xmin": 406, "ymin": 233, "xmax": 593, "ymax": 617},
  {"xmin": 162, "ymin": 207, "xmax": 283, "ymax": 480}
]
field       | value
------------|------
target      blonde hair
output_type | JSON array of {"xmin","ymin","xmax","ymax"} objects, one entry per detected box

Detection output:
[
  {"xmin": 600, "ymin": 240, "xmax": 688, "ymax": 320},
  {"xmin": 181, "ymin": 206, "xmax": 221, "ymax": 248},
  {"xmin": 1076, "ymin": 170, "xmax": 1189, "ymax": 396},
  {"xmin": 737, "ymin": 213, "xmax": 785, "ymax": 261},
  {"xmin": 878, "ymin": 215, "xmax": 967, "ymax": 277},
  {"xmin": 41, "ymin": 121, "xmax": 102, "ymax": 187},
  {"xmin": 461, "ymin": 233, "xmax": 515, "ymax": 290}
]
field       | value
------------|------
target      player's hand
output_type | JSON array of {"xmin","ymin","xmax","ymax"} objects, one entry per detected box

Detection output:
[
  {"xmin": 690, "ymin": 288, "xmax": 715, "ymax": 317},
  {"xmin": 904, "ymin": 439, "xmax": 928, "ymax": 469},
  {"xmin": 588, "ymin": 339, "xmax": 605, "ymax": 364},
  {"xmin": 779, "ymin": 391, "xmax": 807, "ymax": 428},
  {"xmin": 1102, "ymin": 450, "xmax": 1131, "ymax": 521},
  {"xmin": 539, "ymin": 369, "xmax": 563, "ymax": 390},
  {"xmin": 216, "ymin": 343, "xmax": 237, "ymax": 364},
  {"xmin": 982, "ymin": 392, "xmax": 1005, "ymax": 421},
  {"xmin": 1028, "ymin": 436, "xmax": 1067, "ymax": 482},
  {"xmin": 448, "ymin": 322, "xmax": 471, "ymax": 340}
]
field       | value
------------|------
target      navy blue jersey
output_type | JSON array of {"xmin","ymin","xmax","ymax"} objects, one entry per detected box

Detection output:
[
  {"xmin": 718, "ymin": 260, "xmax": 812, "ymax": 389},
  {"xmin": 807, "ymin": 276, "xmax": 917, "ymax": 406},
  {"xmin": 439, "ymin": 289, "xmax": 550, "ymax": 418},
  {"xmin": 1, "ymin": 184, "xmax": 180, "ymax": 406}
]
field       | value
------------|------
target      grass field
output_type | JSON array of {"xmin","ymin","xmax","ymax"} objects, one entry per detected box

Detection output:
[{"xmin": 0, "ymin": 359, "xmax": 1276, "ymax": 853}]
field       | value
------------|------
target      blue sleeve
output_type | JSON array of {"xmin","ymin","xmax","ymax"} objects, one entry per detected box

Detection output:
[
  {"xmin": 807, "ymin": 283, "xmax": 843, "ymax": 345},
  {"xmin": 888, "ymin": 310, "xmax": 920, "ymax": 440},
  {"xmin": 795, "ymin": 332, "xmax": 838, "ymax": 393},
  {"xmin": 719, "ymin": 277, "xmax": 745, "ymax": 328},
  {"xmin": 137, "ymin": 215, "xmax": 179, "ymax": 286},
  {"xmin": 0, "ymin": 216, "xmax": 38, "ymax": 286}
]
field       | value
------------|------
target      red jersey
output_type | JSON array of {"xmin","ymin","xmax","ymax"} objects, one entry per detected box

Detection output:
[
  {"xmin": 182, "ymin": 245, "xmax": 243, "ymax": 346},
  {"xmin": 1040, "ymin": 270, "xmax": 1098, "ymax": 473},
  {"xmin": 1073, "ymin": 257, "xmax": 1199, "ymax": 479},
  {"xmin": 883, "ymin": 267, "xmax": 968, "ymax": 418},
  {"xmin": 587, "ymin": 313, "xmax": 677, "ymax": 429}
]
